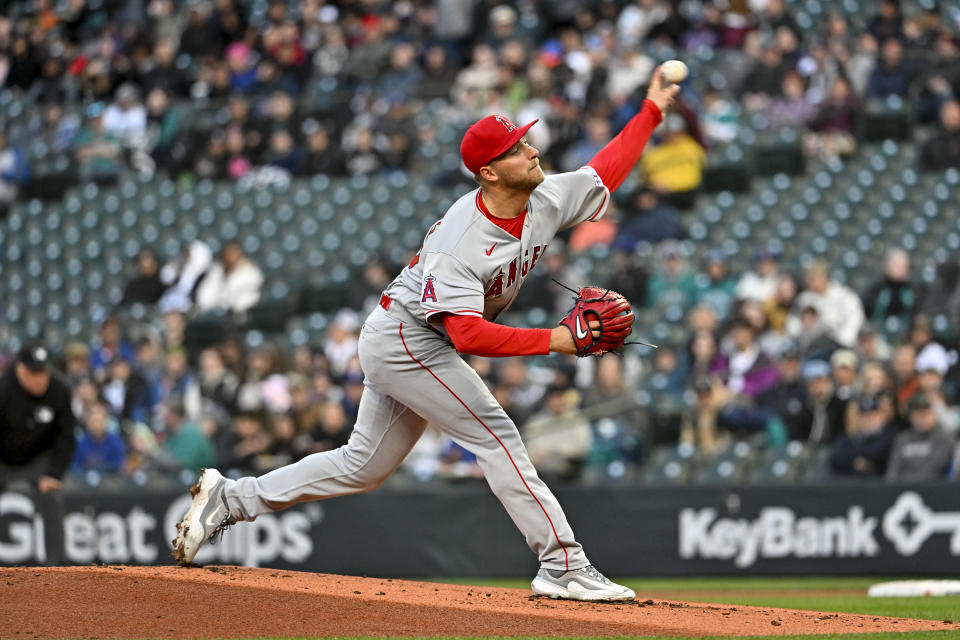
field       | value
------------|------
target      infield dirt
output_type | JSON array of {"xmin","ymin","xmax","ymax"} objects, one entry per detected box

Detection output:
[{"xmin": 1, "ymin": 565, "xmax": 957, "ymax": 638}]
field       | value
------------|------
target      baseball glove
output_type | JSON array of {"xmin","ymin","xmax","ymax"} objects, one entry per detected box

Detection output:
[{"xmin": 558, "ymin": 286, "xmax": 635, "ymax": 356}]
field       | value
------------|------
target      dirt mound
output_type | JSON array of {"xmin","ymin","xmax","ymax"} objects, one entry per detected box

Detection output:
[{"xmin": 1, "ymin": 566, "xmax": 956, "ymax": 638}]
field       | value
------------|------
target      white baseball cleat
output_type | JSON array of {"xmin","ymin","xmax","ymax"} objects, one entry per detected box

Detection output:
[
  {"xmin": 531, "ymin": 564, "xmax": 636, "ymax": 601},
  {"xmin": 171, "ymin": 468, "xmax": 236, "ymax": 566}
]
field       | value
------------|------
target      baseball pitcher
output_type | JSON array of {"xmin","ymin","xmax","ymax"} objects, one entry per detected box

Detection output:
[{"xmin": 173, "ymin": 68, "xmax": 679, "ymax": 601}]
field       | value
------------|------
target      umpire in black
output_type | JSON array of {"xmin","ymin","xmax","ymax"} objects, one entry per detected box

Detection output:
[{"xmin": 0, "ymin": 344, "xmax": 76, "ymax": 565}]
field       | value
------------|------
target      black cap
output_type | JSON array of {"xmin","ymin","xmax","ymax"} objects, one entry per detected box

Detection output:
[
  {"xmin": 16, "ymin": 344, "xmax": 51, "ymax": 372},
  {"xmin": 908, "ymin": 392, "xmax": 933, "ymax": 412}
]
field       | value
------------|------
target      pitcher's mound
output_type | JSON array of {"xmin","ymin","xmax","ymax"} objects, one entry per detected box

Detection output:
[{"xmin": 1, "ymin": 565, "xmax": 956, "ymax": 638}]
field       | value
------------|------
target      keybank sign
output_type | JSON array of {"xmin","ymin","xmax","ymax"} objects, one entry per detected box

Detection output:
[
  {"xmin": 679, "ymin": 491, "xmax": 960, "ymax": 568},
  {"xmin": 0, "ymin": 492, "xmax": 322, "ymax": 567}
]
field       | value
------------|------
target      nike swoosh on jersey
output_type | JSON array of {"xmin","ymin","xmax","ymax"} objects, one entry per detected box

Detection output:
[
  {"xmin": 575, "ymin": 315, "xmax": 588, "ymax": 340},
  {"xmin": 485, "ymin": 242, "xmax": 498, "ymax": 256}
]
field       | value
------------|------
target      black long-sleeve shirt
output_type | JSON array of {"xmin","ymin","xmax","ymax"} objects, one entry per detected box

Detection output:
[{"xmin": 0, "ymin": 367, "xmax": 77, "ymax": 479}]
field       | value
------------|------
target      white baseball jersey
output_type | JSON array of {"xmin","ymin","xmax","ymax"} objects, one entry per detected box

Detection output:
[{"xmin": 383, "ymin": 166, "xmax": 610, "ymax": 329}]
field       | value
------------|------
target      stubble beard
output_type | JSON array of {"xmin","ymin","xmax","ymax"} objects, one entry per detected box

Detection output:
[{"xmin": 502, "ymin": 166, "xmax": 545, "ymax": 192}]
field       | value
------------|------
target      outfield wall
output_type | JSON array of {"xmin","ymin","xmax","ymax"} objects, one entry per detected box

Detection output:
[{"xmin": 1, "ymin": 484, "xmax": 958, "ymax": 576}]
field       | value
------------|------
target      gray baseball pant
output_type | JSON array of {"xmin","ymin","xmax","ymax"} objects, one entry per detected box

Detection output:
[{"xmin": 224, "ymin": 304, "xmax": 588, "ymax": 571}]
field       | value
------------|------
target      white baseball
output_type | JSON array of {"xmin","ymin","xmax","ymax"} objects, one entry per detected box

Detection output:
[{"xmin": 661, "ymin": 60, "xmax": 688, "ymax": 84}]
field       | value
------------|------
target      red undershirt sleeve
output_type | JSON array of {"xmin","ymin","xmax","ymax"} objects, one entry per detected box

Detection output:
[
  {"xmin": 442, "ymin": 314, "xmax": 552, "ymax": 357},
  {"xmin": 586, "ymin": 98, "xmax": 664, "ymax": 193}
]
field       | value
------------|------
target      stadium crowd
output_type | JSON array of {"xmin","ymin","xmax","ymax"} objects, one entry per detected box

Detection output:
[{"xmin": 2, "ymin": 0, "xmax": 960, "ymax": 486}]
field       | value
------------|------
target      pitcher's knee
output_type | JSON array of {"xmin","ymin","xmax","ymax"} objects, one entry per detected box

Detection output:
[{"xmin": 340, "ymin": 445, "xmax": 391, "ymax": 492}]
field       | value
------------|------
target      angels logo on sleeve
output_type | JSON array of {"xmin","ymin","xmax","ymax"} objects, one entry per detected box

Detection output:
[{"xmin": 421, "ymin": 274, "xmax": 438, "ymax": 303}]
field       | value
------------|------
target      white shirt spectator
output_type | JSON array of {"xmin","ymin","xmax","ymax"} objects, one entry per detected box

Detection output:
[
  {"xmin": 735, "ymin": 270, "xmax": 779, "ymax": 302},
  {"xmin": 195, "ymin": 245, "xmax": 263, "ymax": 314},
  {"xmin": 794, "ymin": 282, "xmax": 864, "ymax": 347}
]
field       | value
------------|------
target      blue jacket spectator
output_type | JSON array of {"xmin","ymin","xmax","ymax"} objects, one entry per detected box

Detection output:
[
  {"xmin": 72, "ymin": 402, "xmax": 127, "ymax": 474},
  {"xmin": 867, "ymin": 39, "xmax": 915, "ymax": 98}
]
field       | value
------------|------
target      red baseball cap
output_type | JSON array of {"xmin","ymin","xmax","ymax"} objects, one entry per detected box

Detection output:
[{"xmin": 460, "ymin": 115, "xmax": 538, "ymax": 174}]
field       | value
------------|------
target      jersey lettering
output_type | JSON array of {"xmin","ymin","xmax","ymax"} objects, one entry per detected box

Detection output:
[
  {"xmin": 530, "ymin": 245, "xmax": 544, "ymax": 271},
  {"xmin": 521, "ymin": 249, "xmax": 529, "ymax": 277},
  {"xmin": 422, "ymin": 275, "xmax": 438, "ymax": 303},
  {"xmin": 485, "ymin": 272, "xmax": 504, "ymax": 298},
  {"xmin": 506, "ymin": 258, "xmax": 518, "ymax": 287}
]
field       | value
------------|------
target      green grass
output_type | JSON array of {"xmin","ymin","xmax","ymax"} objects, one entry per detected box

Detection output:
[{"xmin": 435, "ymin": 577, "xmax": 960, "ymax": 622}]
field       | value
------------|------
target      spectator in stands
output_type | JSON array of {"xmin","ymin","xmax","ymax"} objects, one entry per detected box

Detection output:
[
  {"xmin": 155, "ymin": 348, "xmax": 202, "ymax": 422},
  {"xmin": 195, "ymin": 243, "xmax": 264, "ymax": 314},
  {"xmin": 830, "ymin": 392, "xmax": 895, "ymax": 476},
  {"xmin": 375, "ymin": 101, "xmax": 415, "ymax": 170},
  {"xmin": 866, "ymin": 38, "xmax": 915, "ymax": 99},
  {"xmin": 142, "ymin": 37, "xmax": 189, "ymax": 97},
  {"xmin": 311, "ymin": 401, "xmax": 353, "ymax": 454},
  {"xmin": 378, "ymin": 41, "xmax": 423, "ymax": 100},
  {"xmin": 122, "ymin": 248, "xmax": 166, "ymax": 306},
  {"xmin": 647, "ymin": 346, "xmax": 688, "ymax": 400},
  {"xmin": 915, "ymin": 343, "xmax": 959, "ymax": 432},
  {"xmin": 909, "ymin": 315, "xmax": 947, "ymax": 371},
  {"xmin": 73, "ymin": 103, "xmax": 123, "ymax": 185},
  {"xmin": 789, "ymin": 303, "xmax": 842, "ymax": 362},
  {"xmin": 763, "ymin": 272, "xmax": 798, "ymax": 334},
  {"xmin": 857, "ymin": 323, "xmax": 892, "ymax": 364},
  {"xmin": 694, "ymin": 252, "xmax": 737, "ymax": 319},
  {"xmin": 807, "ymin": 76, "xmax": 861, "ymax": 160},
  {"xmin": 867, "ymin": 0, "xmax": 903, "ymax": 43},
  {"xmin": 417, "ymin": 45, "xmax": 458, "ymax": 101},
  {"xmin": 194, "ymin": 130, "xmax": 230, "ymax": 180},
  {"xmin": 159, "ymin": 398, "xmax": 215, "ymax": 472},
  {"xmin": 740, "ymin": 43, "xmax": 790, "ymax": 110},
  {"xmin": 217, "ymin": 409, "xmax": 271, "ymax": 474},
  {"xmin": 640, "ymin": 114, "xmax": 706, "ymax": 207},
  {"xmin": 89, "ymin": 316, "xmax": 134, "ymax": 381},
  {"xmin": 102, "ymin": 82, "xmax": 147, "ymax": 143},
  {"xmin": 145, "ymin": 88, "xmax": 185, "ymax": 173},
  {"xmin": 701, "ymin": 89, "xmax": 740, "ymax": 145},
  {"xmin": 768, "ymin": 71, "xmax": 816, "ymax": 130},
  {"xmin": 264, "ymin": 129, "xmax": 304, "ymax": 174},
  {"xmin": 604, "ymin": 250, "xmax": 650, "ymax": 309},
  {"xmin": 736, "ymin": 248, "xmax": 780, "ymax": 303},
  {"xmin": 0, "ymin": 129, "xmax": 30, "ymax": 217},
  {"xmin": 830, "ymin": 349, "xmax": 859, "ymax": 418},
  {"xmin": 797, "ymin": 360, "xmax": 846, "ymax": 444},
  {"xmin": 863, "ymin": 248, "xmax": 922, "ymax": 328},
  {"xmin": 919, "ymin": 100, "xmax": 960, "ymax": 171},
  {"xmin": 301, "ymin": 123, "xmax": 346, "ymax": 176},
  {"xmin": 323, "ymin": 310, "xmax": 360, "ymax": 379},
  {"xmin": 614, "ymin": 187, "xmax": 685, "ymax": 249},
  {"xmin": 198, "ymin": 347, "xmax": 240, "ymax": 416},
  {"xmin": 562, "ymin": 116, "xmax": 612, "ymax": 172},
  {"xmin": 646, "ymin": 242, "xmax": 697, "ymax": 312},
  {"xmin": 101, "ymin": 357, "xmax": 151, "ymax": 424},
  {"xmin": 892, "ymin": 343, "xmax": 920, "ymax": 413},
  {"xmin": 757, "ymin": 343, "xmax": 807, "ymax": 438},
  {"xmin": 886, "ymin": 392, "xmax": 956, "ymax": 481},
  {"xmin": 794, "ymin": 262, "xmax": 864, "ymax": 348},
  {"xmin": 709, "ymin": 316, "xmax": 780, "ymax": 402},
  {"xmin": 63, "ymin": 342, "xmax": 91, "ymax": 388},
  {"xmin": 522, "ymin": 386, "xmax": 592, "ymax": 481},
  {"xmin": 71, "ymin": 401, "xmax": 126, "ymax": 475}
]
